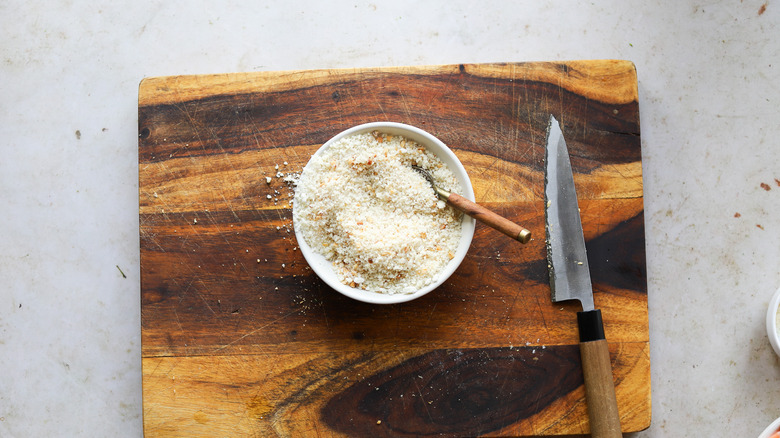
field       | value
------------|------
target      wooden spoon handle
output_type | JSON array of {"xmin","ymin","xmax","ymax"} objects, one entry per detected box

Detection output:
[{"xmin": 446, "ymin": 193, "xmax": 531, "ymax": 243}]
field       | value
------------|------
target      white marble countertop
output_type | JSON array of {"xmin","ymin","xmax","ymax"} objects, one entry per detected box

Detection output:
[{"xmin": 2, "ymin": 1, "xmax": 778, "ymax": 436}]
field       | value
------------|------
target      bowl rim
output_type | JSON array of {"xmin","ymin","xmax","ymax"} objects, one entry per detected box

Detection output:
[
  {"xmin": 757, "ymin": 415, "xmax": 780, "ymax": 438},
  {"xmin": 766, "ymin": 286, "xmax": 780, "ymax": 358},
  {"xmin": 292, "ymin": 121, "xmax": 476, "ymax": 304}
]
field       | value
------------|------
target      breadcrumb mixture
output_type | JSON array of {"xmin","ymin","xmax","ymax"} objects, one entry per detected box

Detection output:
[{"xmin": 294, "ymin": 131, "xmax": 463, "ymax": 294}]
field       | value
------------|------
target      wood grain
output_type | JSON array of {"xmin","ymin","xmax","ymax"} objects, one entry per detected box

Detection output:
[{"xmin": 139, "ymin": 61, "xmax": 649, "ymax": 436}]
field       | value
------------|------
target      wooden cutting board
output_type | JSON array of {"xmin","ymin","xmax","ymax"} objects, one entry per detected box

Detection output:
[{"xmin": 139, "ymin": 61, "xmax": 649, "ymax": 437}]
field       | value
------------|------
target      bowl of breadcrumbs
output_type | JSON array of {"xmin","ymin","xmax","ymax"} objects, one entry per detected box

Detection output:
[{"xmin": 292, "ymin": 122, "xmax": 475, "ymax": 304}]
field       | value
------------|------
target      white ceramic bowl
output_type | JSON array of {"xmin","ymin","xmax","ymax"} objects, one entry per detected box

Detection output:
[
  {"xmin": 766, "ymin": 286, "xmax": 780, "ymax": 358},
  {"xmin": 293, "ymin": 122, "xmax": 476, "ymax": 304},
  {"xmin": 758, "ymin": 415, "xmax": 780, "ymax": 438}
]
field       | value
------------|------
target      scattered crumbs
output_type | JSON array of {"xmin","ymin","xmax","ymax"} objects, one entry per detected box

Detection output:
[
  {"xmin": 267, "ymin": 194, "xmax": 273, "ymax": 199},
  {"xmin": 757, "ymin": 224, "xmax": 765, "ymax": 230},
  {"xmin": 533, "ymin": 357, "xmax": 539, "ymax": 361},
  {"xmin": 734, "ymin": 212, "xmax": 741, "ymax": 218},
  {"xmin": 282, "ymin": 264, "xmax": 286, "ymax": 268},
  {"xmin": 75, "ymin": 130, "xmax": 81, "ymax": 139},
  {"xmin": 257, "ymin": 259, "xmax": 261, "ymax": 263},
  {"xmin": 759, "ymin": 2, "xmax": 767, "ymax": 15},
  {"xmin": 761, "ymin": 182, "xmax": 772, "ymax": 191},
  {"xmin": 153, "ymin": 192, "xmax": 158, "ymax": 198},
  {"xmin": 275, "ymin": 164, "xmax": 279, "ymax": 170},
  {"xmin": 266, "ymin": 177, "xmax": 272, "ymax": 184},
  {"xmin": 275, "ymin": 287, "xmax": 278, "ymax": 290},
  {"xmin": 193, "ymin": 218, "xmax": 197, "ymax": 224},
  {"xmin": 246, "ymin": 249, "xmax": 249, "ymax": 253},
  {"xmin": 775, "ymin": 178, "xmax": 780, "ymax": 187},
  {"xmin": 283, "ymin": 161, "xmax": 288, "ymax": 166},
  {"xmin": 376, "ymin": 420, "xmax": 382, "ymax": 425}
]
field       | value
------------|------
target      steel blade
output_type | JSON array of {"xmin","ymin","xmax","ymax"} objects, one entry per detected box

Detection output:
[{"xmin": 544, "ymin": 116, "xmax": 594, "ymax": 311}]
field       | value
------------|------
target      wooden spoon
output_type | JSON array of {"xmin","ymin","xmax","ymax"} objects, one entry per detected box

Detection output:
[{"xmin": 412, "ymin": 165, "xmax": 531, "ymax": 243}]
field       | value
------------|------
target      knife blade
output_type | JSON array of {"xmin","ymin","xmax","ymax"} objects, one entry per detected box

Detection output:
[{"xmin": 544, "ymin": 115, "xmax": 622, "ymax": 438}]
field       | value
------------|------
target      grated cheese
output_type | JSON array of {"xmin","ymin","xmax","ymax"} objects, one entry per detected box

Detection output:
[{"xmin": 294, "ymin": 131, "xmax": 463, "ymax": 294}]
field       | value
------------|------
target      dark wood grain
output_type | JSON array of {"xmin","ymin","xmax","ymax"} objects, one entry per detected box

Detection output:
[
  {"xmin": 139, "ymin": 61, "xmax": 649, "ymax": 436},
  {"xmin": 321, "ymin": 346, "xmax": 584, "ymax": 437}
]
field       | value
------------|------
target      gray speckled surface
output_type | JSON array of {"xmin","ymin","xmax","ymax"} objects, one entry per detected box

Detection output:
[{"xmin": 1, "ymin": 1, "xmax": 778, "ymax": 436}]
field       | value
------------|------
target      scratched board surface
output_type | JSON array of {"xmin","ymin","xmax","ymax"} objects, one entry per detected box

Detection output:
[{"xmin": 139, "ymin": 61, "xmax": 649, "ymax": 437}]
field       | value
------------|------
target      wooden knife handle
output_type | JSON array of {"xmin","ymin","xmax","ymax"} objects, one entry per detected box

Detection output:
[
  {"xmin": 446, "ymin": 193, "xmax": 531, "ymax": 243},
  {"xmin": 578, "ymin": 310, "xmax": 622, "ymax": 438}
]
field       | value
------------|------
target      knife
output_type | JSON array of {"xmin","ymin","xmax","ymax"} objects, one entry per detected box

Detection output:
[{"xmin": 544, "ymin": 115, "xmax": 622, "ymax": 438}]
